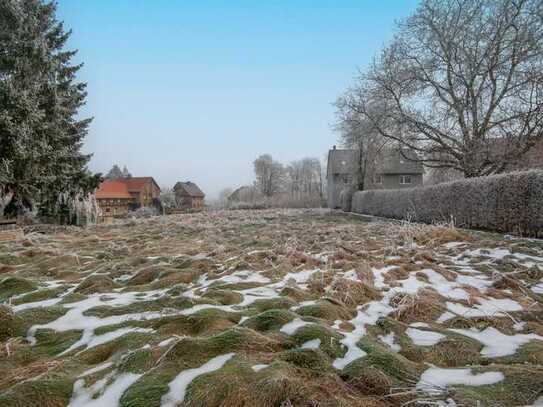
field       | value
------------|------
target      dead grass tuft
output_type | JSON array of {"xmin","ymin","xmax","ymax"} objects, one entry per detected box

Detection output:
[
  {"xmin": 328, "ymin": 278, "xmax": 382, "ymax": 307},
  {"xmin": 347, "ymin": 366, "xmax": 392, "ymax": 396},
  {"xmin": 391, "ymin": 289, "xmax": 446, "ymax": 323}
]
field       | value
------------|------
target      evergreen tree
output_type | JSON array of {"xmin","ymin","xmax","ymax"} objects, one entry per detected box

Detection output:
[
  {"xmin": 0, "ymin": 0, "xmax": 100, "ymax": 217},
  {"xmin": 121, "ymin": 165, "xmax": 132, "ymax": 178},
  {"xmin": 106, "ymin": 164, "xmax": 123, "ymax": 180}
]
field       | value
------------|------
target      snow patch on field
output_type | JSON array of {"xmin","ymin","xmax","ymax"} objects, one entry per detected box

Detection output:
[
  {"xmin": 450, "ymin": 327, "xmax": 543, "ymax": 357},
  {"xmin": 161, "ymin": 353, "xmax": 235, "ymax": 407},
  {"xmin": 406, "ymin": 327, "xmax": 446, "ymax": 346},
  {"xmin": 417, "ymin": 367, "xmax": 504, "ymax": 392},
  {"xmin": 69, "ymin": 372, "xmax": 142, "ymax": 407}
]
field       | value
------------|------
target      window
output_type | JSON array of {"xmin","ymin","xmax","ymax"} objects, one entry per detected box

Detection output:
[
  {"xmin": 373, "ymin": 175, "xmax": 382, "ymax": 184},
  {"xmin": 399, "ymin": 175, "xmax": 412, "ymax": 185},
  {"xmin": 342, "ymin": 175, "xmax": 352, "ymax": 185}
]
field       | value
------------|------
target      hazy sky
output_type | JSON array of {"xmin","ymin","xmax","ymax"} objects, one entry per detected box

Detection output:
[{"xmin": 57, "ymin": 0, "xmax": 419, "ymax": 198}]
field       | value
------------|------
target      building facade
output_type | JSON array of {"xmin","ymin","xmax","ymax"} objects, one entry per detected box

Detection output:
[
  {"xmin": 95, "ymin": 180, "xmax": 134, "ymax": 218},
  {"xmin": 326, "ymin": 146, "xmax": 424, "ymax": 209},
  {"xmin": 173, "ymin": 181, "xmax": 205, "ymax": 210},
  {"xmin": 123, "ymin": 177, "xmax": 161, "ymax": 207},
  {"xmin": 95, "ymin": 177, "xmax": 161, "ymax": 219}
]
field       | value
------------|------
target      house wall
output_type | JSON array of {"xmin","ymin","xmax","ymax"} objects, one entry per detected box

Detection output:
[
  {"xmin": 97, "ymin": 198, "xmax": 133, "ymax": 218},
  {"xmin": 132, "ymin": 182, "xmax": 160, "ymax": 207},
  {"xmin": 327, "ymin": 173, "xmax": 356, "ymax": 209},
  {"xmin": 382, "ymin": 174, "xmax": 423, "ymax": 189}
]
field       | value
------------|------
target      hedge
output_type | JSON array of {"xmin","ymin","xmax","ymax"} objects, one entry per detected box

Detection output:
[{"xmin": 350, "ymin": 170, "xmax": 543, "ymax": 236}]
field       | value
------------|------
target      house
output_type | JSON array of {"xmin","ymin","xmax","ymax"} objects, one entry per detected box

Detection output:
[
  {"xmin": 95, "ymin": 180, "xmax": 134, "ymax": 218},
  {"xmin": 326, "ymin": 146, "xmax": 424, "ymax": 209},
  {"xmin": 326, "ymin": 148, "xmax": 359, "ymax": 209},
  {"xmin": 95, "ymin": 177, "xmax": 161, "ymax": 219},
  {"xmin": 371, "ymin": 148, "xmax": 424, "ymax": 189},
  {"xmin": 173, "ymin": 181, "xmax": 205, "ymax": 210},
  {"xmin": 122, "ymin": 177, "xmax": 161, "ymax": 207}
]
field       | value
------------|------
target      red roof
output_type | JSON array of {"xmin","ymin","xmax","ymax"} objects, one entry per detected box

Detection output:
[
  {"xmin": 96, "ymin": 180, "xmax": 133, "ymax": 199},
  {"xmin": 123, "ymin": 177, "xmax": 160, "ymax": 192}
]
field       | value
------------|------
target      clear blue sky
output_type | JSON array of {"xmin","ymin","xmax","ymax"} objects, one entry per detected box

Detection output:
[{"xmin": 57, "ymin": 0, "xmax": 419, "ymax": 198}]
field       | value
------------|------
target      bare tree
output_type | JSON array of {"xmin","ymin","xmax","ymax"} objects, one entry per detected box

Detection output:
[
  {"xmin": 352, "ymin": 0, "xmax": 543, "ymax": 177},
  {"xmin": 334, "ymin": 92, "xmax": 390, "ymax": 189},
  {"xmin": 286, "ymin": 158, "xmax": 323, "ymax": 200},
  {"xmin": 253, "ymin": 154, "xmax": 286, "ymax": 197}
]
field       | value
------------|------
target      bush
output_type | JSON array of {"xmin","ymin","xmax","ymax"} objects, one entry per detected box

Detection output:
[{"xmin": 351, "ymin": 170, "xmax": 543, "ymax": 236}]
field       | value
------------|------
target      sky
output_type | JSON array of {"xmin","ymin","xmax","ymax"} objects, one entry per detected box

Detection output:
[{"xmin": 56, "ymin": 0, "xmax": 420, "ymax": 199}]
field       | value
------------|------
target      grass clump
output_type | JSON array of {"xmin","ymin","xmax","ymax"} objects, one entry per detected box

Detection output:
[
  {"xmin": 296, "ymin": 300, "xmax": 354, "ymax": 321},
  {"xmin": 291, "ymin": 324, "xmax": 346, "ymax": 358},
  {"xmin": 201, "ymin": 289, "xmax": 243, "ymax": 305},
  {"xmin": 0, "ymin": 305, "xmax": 23, "ymax": 340},
  {"xmin": 344, "ymin": 337, "xmax": 420, "ymax": 387},
  {"xmin": 242, "ymin": 309, "xmax": 297, "ymax": 332},
  {"xmin": 120, "ymin": 371, "xmax": 172, "ymax": 407},
  {"xmin": 0, "ymin": 276, "xmax": 37, "ymax": 301},
  {"xmin": 454, "ymin": 365, "xmax": 543, "ymax": 407},
  {"xmin": 74, "ymin": 275, "xmax": 120, "ymax": 294},
  {"xmin": 118, "ymin": 348, "xmax": 155, "ymax": 373},
  {"xmin": 249, "ymin": 296, "xmax": 297, "ymax": 311},
  {"xmin": 0, "ymin": 374, "xmax": 74, "ymax": 407},
  {"xmin": 277, "ymin": 348, "xmax": 333, "ymax": 373}
]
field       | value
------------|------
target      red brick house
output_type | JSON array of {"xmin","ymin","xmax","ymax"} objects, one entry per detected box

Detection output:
[{"xmin": 173, "ymin": 181, "xmax": 205, "ymax": 210}]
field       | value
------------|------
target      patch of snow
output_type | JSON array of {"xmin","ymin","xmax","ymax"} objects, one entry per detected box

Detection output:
[
  {"xmin": 333, "ymin": 301, "xmax": 393, "ymax": 369},
  {"xmin": 378, "ymin": 332, "xmax": 400, "ymax": 352},
  {"xmin": 444, "ymin": 242, "xmax": 466, "ymax": 249},
  {"xmin": 301, "ymin": 339, "xmax": 321, "ymax": 349},
  {"xmin": 251, "ymin": 364, "xmax": 268, "ymax": 372},
  {"xmin": 450, "ymin": 327, "xmax": 543, "ymax": 357},
  {"xmin": 406, "ymin": 328, "xmax": 446, "ymax": 346},
  {"xmin": 158, "ymin": 337, "xmax": 177, "ymax": 347},
  {"xmin": 78, "ymin": 362, "xmax": 114, "ymax": 378},
  {"xmin": 161, "ymin": 353, "xmax": 235, "ymax": 407},
  {"xmin": 417, "ymin": 367, "xmax": 504, "ymax": 392},
  {"xmin": 280, "ymin": 318, "xmax": 312, "ymax": 335},
  {"xmin": 444, "ymin": 297, "xmax": 523, "ymax": 320},
  {"xmin": 69, "ymin": 372, "xmax": 142, "ymax": 407}
]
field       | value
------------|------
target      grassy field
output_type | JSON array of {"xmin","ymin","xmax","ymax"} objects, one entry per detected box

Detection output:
[{"xmin": 1, "ymin": 209, "xmax": 542, "ymax": 407}]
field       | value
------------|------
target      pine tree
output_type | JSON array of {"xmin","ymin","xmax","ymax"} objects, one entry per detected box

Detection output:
[
  {"xmin": 0, "ymin": 0, "xmax": 100, "ymax": 217},
  {"xmin": 106, "ymin": 164, "xmax": 124, "ymax": 180},
  {"xmin": 121, "ymin": 166, "xmax": 132, "ymax": 178}
]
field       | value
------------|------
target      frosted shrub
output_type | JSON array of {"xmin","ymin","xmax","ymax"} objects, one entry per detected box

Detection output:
[{"xmin": 351, "ymin": 170, "xmax": 543, "ymax": 236}]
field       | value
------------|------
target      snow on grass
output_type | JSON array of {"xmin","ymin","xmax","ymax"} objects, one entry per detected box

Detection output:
[
  {"xmin": 25, "ymin": 290, "xmax": 169, "ymax": 350},
  {"xmin": 280, "ymin": 318, "xmax": 312, "ymax": 335},
  {"xmin": 450, "ymin": 327, "xmax": 543, "ymax": 357},
  {"xmin": 333, "ymin": 301, "xmax": 393, "ymax": 369},
  {"xmin": 378, "ymin": 332, "xmax": 400, "ymax": 352},
  {"xmin": 371, "ymin": 265, "xmax": 397, "ymax": 289},
  {"xmin": 417, "ymin": 367, "xmax": 504, "ymax": 393},
  {"xmin": 251, "ymin": 364, "xmax": 268, "ymax": 372},
  {"xmin": 69, "ymin": 372, "xmax": 142, "ymax": 407},
  {"xmin": 406, "ymin": 327, "xmax": 446, "ymax": 346},
  {"xmin": 161, "ymin": 353, "xmax": 235, "ymax": 407},
  {"xmin": 78, "ymin": 361, "xmax": 114, "ymax": 378},
  {"xmin": 441, "ymin": 297, "xmax": 523, "ymax": 321},
  {"xmin": 301, "ymin": 339, "xmax": 321, "ymax": 350},
  {"xmin": 533, "ymin": 283, "xmax": 543, "ymax": 294}
]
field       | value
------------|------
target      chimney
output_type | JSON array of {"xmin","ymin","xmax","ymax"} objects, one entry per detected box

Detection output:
[{"xmin": 333, "ymin": 145, "xmax": 336, "ymax": 150}]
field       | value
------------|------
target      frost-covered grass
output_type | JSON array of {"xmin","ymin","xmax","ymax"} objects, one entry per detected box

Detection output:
[{"xmin": 0, "ymin": 209, "xmax": 542, "ymax": 406}]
